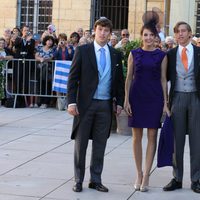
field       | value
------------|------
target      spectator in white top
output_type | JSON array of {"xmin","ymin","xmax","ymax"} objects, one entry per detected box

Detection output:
[{"xmin": 156, "ymin": 24, "xmax": 165, "ymax": 42}]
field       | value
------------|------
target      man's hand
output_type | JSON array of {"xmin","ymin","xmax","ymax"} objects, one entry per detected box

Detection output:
[
  {"xmin": 67, "ymin": 104, "xmax": 79, "ymax": 116},
  {"xmin": 115, "ymin": 105, "xmax": 123, "ymax": 116}
]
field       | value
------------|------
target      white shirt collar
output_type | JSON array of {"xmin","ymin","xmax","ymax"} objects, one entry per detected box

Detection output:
[
  {"xmin": 94, "ymin": 40, "xmax": 109, "ymax": 52},
  {"xmin": 178, "ymin": 42, "xmax": 193, "ymax": 68},
  {"xmin": 179, "ymin": 42, "xmax": 193, "ymax": 53}
]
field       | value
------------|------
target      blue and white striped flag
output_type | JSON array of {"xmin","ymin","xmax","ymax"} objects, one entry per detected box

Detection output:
[{"xmin": 52, "ymin": 60, "xmax": 72, "ymax": 93}]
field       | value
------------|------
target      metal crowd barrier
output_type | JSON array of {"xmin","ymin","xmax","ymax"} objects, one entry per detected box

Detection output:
[{"xmin": 5, "ymin": 59, "xmax": 67, "ymax": 108}]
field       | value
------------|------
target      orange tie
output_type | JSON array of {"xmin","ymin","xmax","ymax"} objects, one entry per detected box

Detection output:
[{"xmin": 181, "ymin": 47, "xmax": 188, "ymax": 71}]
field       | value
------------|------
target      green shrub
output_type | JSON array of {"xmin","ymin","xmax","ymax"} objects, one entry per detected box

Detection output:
[{"xmin": 117, "ymin": 39, "xmax": 141, "ymax": 78}]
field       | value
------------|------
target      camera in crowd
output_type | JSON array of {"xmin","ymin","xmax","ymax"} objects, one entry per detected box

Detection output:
[
  {"xmin": 59, "ymin": 41, "xmax": 65, "ymax": 46},
  {"xmin": 20, "ymin": 51, "xmax": 27, "ymax": 58}
]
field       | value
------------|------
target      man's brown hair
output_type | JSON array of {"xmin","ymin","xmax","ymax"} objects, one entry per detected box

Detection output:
[
  {"xmin": 94, "ymin": 17, "xmax": 113, "ymax": 33},
  {"xmin": 58, "ymin": 33, "xmax": 67, "ymax": 41},
  {"xmin": 173, "ymin": 21, "xmax": 192, "ymax": 33}
]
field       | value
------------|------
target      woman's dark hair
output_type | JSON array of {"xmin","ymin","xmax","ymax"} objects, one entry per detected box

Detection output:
[
  {"xmin": 141, "ymin": 11, "xmax": 159, "ymax": 36},
  {"xmin": 42, "ymin": 35, "xmax": 55, "ymax": 47},
  {"xmin": 0, "ymin": 37, "xmax": 5, "ymax": 42},
  {"xmin": 58, "ymin": 33, "xmax": 67, "ymax": 41},
  {"xmin": 140, "ymin": 21, "xmax": 158, "ymax": 37},
  {"xmin": 70, "ymin": 32, "xmax": 80, "ymax": 43},
  {"xmin": 12, "ymin": 27, "xmax": 22, "ymax": 36}
]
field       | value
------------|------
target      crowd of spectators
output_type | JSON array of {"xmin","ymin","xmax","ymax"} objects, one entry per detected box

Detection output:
[{"xmin": 0, "ymin": 23, "xmax": 200, "ymax": 109}]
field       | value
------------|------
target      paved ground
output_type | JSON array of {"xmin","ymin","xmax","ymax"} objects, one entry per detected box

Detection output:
[{"xmin": 0, "ymin": 107, "xmax": 199, "ymax": 200}]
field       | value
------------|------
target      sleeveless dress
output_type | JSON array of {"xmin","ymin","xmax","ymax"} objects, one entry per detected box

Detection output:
[{"xmin": 128, "ymin": 48, "xmax": 166, "ymax": 128}]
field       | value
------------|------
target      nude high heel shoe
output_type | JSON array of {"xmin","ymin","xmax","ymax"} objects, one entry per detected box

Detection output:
[
  {"xmin": 140, "ymin": 174, "xmax": 149, "ymax": 192},
  {"xmin": 134, "ymin": 172, "xmax": 143, "ymax": 191}
]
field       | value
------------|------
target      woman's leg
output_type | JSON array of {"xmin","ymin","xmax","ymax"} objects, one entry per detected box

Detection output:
[
  {"xmin": 132, "ymin": 128, "xmax": 143, "ymax": 190},
  {"xmin": 141, "ymin": 128, "xmax": 158, "ymax": 191}
]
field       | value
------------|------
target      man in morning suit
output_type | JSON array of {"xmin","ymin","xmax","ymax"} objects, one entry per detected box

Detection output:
[
  {"xmin": 67, "ymin": 17, "xmax": 124, "ymax": 192},
  {"xmin": 163, "ymin": 21, "xmax": 200, "ymax": 193}
]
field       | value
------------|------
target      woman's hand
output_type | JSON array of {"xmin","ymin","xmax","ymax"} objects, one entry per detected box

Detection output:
[
  {"xmin": 124, "ymin": 101, "xmax": 132, "ymax": 116},
  {"xmin": 163, "ymin": 102, "xmax": 171, "ymax": 117}
]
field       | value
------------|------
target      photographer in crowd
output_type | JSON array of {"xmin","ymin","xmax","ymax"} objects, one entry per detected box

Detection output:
[{"xmin": 53, "ymin": 33, "xmax": 74, "ymax": 61}]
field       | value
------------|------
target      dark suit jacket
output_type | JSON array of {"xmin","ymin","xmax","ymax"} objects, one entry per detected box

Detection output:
[
  {"xmin": 14, "ymin": 37, "xmax": 35, "ymax": 59},
  {"xmin": 167, "ymin": 44, "xmax": 200, "ymax": 107},
  {"xmin": 67, "ymin": 42, "xmax": 125, "ymax": 139}
]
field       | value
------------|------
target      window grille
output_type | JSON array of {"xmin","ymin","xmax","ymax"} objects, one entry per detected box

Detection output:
[
  {"xmin": 91, "ymin": 0, "xmax": 129, "ymax": 31},
  {"xmin": 18, "ymin": 0, "xmax": 52, "ymax": 34},
  {"xmin": 196, "ymin": 0, "xmax": 200, "ymax": 36}
]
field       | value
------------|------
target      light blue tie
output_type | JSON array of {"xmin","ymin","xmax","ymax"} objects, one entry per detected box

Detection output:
[{"xmin": 100, "ymin": 48, "xmax": 106, "ymax": 72}]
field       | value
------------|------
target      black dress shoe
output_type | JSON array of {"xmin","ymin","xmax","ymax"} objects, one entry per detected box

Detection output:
[
  {"xmin": 88, "ymin": 182, "xmax": 109, "ymax": 192},
  {"xmin": 163, "ymin": 178, "xmax": 182, "ymax": 191},
  {"xmin": 72, "ymin": 183, "xmax": 82, "ymax": 192},
  {"xmin": 191, "ymin": 181, "xmax": 200, "ymax": 193}
]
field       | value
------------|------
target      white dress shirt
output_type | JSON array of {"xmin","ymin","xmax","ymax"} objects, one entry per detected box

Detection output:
[
  {"xmin": 93, "ymin": 40, "xmax": 110, "ymax": 71},
  {"xmin": 178, "ymin": 42, "xmax": 194, "ymax": 69}
]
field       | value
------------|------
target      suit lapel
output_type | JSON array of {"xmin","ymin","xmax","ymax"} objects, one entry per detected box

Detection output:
[
  {"xmin": 169, "ymin": 47, "xmax": 178, "ymax": 84},
  {"xmin": 108, "ymin": 45, "xmax": 116, "ymax": 78},
  {"xmin": 193, "ymin": 44, "xmax": 200, "ymax": 75},
  {"xmin": 88, "ymin": 43, "xmax": 98, "ymax": 73},
  {"xmin": 172, "ymin": 46, "xmax": 178, "ymax": 73},
  {"xmin": 87, "ymin": 43, "xmax": 117, "ymax": 80}
]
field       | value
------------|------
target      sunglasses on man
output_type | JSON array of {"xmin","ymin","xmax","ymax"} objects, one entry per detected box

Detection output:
[{"xmin": 122, "ymin": 33, "xmax": 129, "ymax": 37}]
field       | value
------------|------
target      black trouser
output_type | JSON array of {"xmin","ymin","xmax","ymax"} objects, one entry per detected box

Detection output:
[{"xmin": 74, "ymin": 100, "xmax": 112, "ymax": 183}]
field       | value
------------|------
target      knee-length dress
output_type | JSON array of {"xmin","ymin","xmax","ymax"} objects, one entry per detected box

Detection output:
[{"xmin": 128, "ymin": 48, "xmax": 166, "ymax": 128}]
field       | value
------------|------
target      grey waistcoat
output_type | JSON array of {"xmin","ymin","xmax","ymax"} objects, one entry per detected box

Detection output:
[{"xmin": 174, "ymin": 52, "xmax": 197, "ymax": 92}]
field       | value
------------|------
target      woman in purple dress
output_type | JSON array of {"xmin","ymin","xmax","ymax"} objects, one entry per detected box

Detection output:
[{"xmin": 124, "ymin": 22, "xmax": 170, "ymax": 192}]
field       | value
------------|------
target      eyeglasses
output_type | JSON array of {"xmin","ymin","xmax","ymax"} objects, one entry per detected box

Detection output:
[{"xmin": 122, "ymin": 33, "xmax": 129, "ymax": 37}]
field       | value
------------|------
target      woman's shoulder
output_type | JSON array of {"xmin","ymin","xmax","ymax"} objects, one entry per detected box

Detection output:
[
  {"xmin": 156, "ymin": 48, "xmax": 166, "ymax": 55},
  {"xmin": 156, "ymin": 49, "xmax": 166, "ymax": 59},
  {"xmin": 131, "ymin": 47, "xmax": 142, "ymax": 53},
  {"xmin": 131, "ymin": 47, "xmax": 142, "ymax": 56}
]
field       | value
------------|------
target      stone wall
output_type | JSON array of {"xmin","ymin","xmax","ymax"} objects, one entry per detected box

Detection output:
[
  {"xmin": 169, "ymin": 0, "xmax": 195, "ymax": 36},
  {"xmin": 0, "ymin": 0, "xmax": 17, "ymax": 35},
  {"xmin": 52, "ymin": 0, "xmax": 91, "ymax": 36},
  {"xmin": 128, "ymin": 0, "xmax": 165, "ymax": 40}
]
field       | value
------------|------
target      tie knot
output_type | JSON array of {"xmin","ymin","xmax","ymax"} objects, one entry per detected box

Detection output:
[
  {"xmin": 182, "ymin": 47, "xmax": 187, "ymax": 52},
  {"xmin": 100, "ymin": 48, "xmax": 105, "ymax": 53}
]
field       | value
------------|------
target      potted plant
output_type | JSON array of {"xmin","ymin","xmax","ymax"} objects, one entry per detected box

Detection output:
[{"xmin": 116, "ymin": 39, "xmax": 141, "ymax": 135}]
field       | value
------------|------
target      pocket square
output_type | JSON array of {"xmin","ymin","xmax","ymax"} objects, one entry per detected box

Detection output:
[{"xmin": 115, "ymin": 64, "xmax": 119, "ymax": 67}]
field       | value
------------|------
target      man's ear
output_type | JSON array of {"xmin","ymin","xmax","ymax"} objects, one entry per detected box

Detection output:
[{"xmin": 189, "ymin": 32, "xmax": 193, "ymax": 39}]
